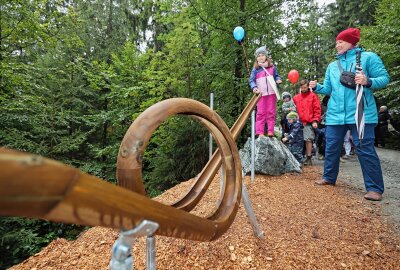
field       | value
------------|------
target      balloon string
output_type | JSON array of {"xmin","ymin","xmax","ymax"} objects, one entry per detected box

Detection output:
[{"xmin": 240, "ymin": 41, "xmax": 251, "ymax": 77}]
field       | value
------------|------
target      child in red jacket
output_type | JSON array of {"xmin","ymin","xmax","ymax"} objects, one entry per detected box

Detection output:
[{"xmin": 293, "ymin": 79, "xmax": 321, "ymax": 165}]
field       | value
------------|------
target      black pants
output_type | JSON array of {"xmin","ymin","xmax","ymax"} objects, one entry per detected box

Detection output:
[{"xmin": 375, "ymin": 125, "xmax": 388, "ymax": 147}]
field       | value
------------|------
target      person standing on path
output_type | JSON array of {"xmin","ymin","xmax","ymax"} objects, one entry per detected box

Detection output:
[
  {"xmin": 310, "ymin": 28, "xmax": 390, "ymax": 201},
  {"xmin": 293, "ymin": 79, "xmax": 321, "ymax": 165},
  {"xmin": 375, "ymin": 105, "xmax": 391, "ymax": 147}
]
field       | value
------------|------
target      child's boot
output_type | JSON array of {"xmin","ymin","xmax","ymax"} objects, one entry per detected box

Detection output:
[{"xmin": 304, "ymin": 156, "xmax": 312, "ymax": 166}]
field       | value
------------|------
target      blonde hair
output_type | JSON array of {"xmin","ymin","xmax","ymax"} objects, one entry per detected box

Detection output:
[{"xmin": 253, "ymin": 57, "xmax": 273, "ymax": 68}]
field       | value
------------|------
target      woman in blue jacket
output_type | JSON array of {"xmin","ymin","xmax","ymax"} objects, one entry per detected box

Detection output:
[{"xmin": 310, "ymin": 28, "xmax": 390, "ymax": 201}]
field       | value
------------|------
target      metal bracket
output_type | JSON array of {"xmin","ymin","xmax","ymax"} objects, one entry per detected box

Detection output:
[{"xmin": 109, "ymin": 220, "xmax": 159, "ymax": 270}]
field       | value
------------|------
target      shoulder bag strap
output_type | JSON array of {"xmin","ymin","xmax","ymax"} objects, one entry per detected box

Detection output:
[
  {"xmin": 261, "ymin": 66, "xmax": 271, "ymax": 76},
  {"xmin": 336, "ymin": 60, "xmax": 343, "ymax": 73},
  {"xmin": 337, "ymin": 51, "xmax": 361, "ymax": 73}
]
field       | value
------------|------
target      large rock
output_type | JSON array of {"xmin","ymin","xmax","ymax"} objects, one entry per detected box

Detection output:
[{"xmin": 239, "ymin": 136, "xmax": 302, "ymax": 176}]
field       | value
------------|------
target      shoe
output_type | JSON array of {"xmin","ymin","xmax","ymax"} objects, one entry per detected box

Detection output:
[
  {"xmin": 267, "ymin": 132, "xmax": 274, "ymax": 137},
  {"xmin": 340, "ymin": 157, "xmax": 346, "ymax": 163},
  {"xmin": 342, "ymin": 155, "xmax": 349, "ymax": 160},
  {"xmin": 314, "ymin": 179, "xmax": 335, "ymax": 186},
  {"xmin": 304, "ymin": 156, "xmax": 312, "ymax": 166},
  {"xmin": 318, "ymin": 154, "xmax": 325, "ymax": 160},
  {"xmin": 364, "ymin": 191, "xmax": 382, "ymax": 201}
]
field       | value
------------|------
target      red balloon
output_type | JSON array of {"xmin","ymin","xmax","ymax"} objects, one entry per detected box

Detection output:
[{"xmin": 288, "ymin": 69, "xmax": 300, "ymax": 84}]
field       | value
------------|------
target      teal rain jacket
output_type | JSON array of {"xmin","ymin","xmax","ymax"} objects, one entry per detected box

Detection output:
[{"xmin": 314, "ymin": 47, "xmax": 389, "ymax": 125}]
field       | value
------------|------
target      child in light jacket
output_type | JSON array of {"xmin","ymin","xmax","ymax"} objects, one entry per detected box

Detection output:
[{"xmin": 249, "ymin": 46, "xmax": 282, "ymax": 137}]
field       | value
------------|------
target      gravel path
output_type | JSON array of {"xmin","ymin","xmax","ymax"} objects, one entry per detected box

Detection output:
[{"xmin": 326, "ymin": 147, "xmax": 400, "ymax": 233}]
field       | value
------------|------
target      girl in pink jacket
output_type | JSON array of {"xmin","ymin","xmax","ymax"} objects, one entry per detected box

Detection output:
[{"xmin": 249, "ymin": 46, "xmax": 282, "ymax": 137}]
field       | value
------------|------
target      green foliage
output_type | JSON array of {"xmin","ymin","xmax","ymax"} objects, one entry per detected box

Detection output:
[
  {"xmin": 360, "ymin": 0, "xmax": 400, "ymax": 149},
  {"xmin": 0, "ymin": 217, "xmax": 85, "ymax": 270},
  {"xmin": 325, "ymin": 0, "xmax": 379, "ymax": 36},
  {"xmin": 144, "ymin": 116, "xmax": 209, "ymax": 197},
  {"xmin": 360, "ymin": 0, "xmax": 400, "ymax": 79},
  {"xmin": 1, "ymin": 0, "xmax": 400, "ymax": 267},
  {"xmin": 278, "ymin": 1, "xmax": 333, "ymax": 86}
]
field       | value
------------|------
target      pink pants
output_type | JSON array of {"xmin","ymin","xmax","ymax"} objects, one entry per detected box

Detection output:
[{"xmin": 256, "ymin": 94, "xmax": 277, "ymax": 135}]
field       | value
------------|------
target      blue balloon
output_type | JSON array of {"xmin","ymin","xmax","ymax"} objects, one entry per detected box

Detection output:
[{"xmin": 233, "ymin": 26, "xmax": 245, "ymax": 41}]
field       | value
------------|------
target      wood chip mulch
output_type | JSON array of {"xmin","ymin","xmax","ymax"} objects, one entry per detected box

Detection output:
[{"xmin": 11, "ymin": 166, "xmax": 400, "ymax": 269}]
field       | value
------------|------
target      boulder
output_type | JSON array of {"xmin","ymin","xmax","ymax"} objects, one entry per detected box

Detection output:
[{"xmin": 239, "ymin": 136, "xmax": 302, "ymax": 176}]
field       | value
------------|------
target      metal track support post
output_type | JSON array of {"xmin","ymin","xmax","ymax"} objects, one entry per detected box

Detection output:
[
  {"xmin": 241, "ymin": 177, "xmax": 265, "ymax": 239},
  {"xmin": 110, "ymin": 220, "xmax": 159, "ymax": 270},
  {"xmin": 146, "ymin": 236, "xmax": 156, "ymax": 270},
  {"xmin": 251, "ymin": 110, "xmax": 256, "ymax": 181}
]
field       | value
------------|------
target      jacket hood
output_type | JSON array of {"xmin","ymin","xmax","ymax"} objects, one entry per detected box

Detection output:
[{"xmin": 282, "ymin": 92, "xmax": 292, "ymax": 99}]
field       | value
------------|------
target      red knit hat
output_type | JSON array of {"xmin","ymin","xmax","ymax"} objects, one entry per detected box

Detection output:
[{"xmin": 336, "ymin": 28, "xmax": 360, "ymax": 45}]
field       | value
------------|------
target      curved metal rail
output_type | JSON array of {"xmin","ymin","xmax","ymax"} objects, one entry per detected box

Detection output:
[{"xmin": 0, "ymin": 96, "xmax": 260, "ymax": 241}]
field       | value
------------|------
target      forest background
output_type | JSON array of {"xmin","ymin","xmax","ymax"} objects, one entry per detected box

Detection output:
[{"xmin": 1, "ymin": 0, "xmax": 399, "ymax": 268}]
